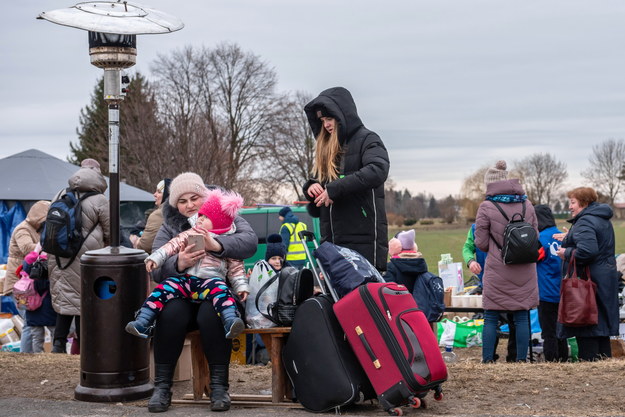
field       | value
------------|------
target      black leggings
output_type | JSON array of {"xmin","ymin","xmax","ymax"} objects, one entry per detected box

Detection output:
[
  {"xmin": 153, "ymin": 298, "xmax": 231, "ymax": 366},
  {"xmin": 54, "ymin": 314, "xmax": 80, "ymax": 342}
]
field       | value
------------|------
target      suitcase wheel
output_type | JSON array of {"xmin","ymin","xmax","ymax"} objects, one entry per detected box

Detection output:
[
  {"xmin": 434, "ymin": 385, "xmax": 444, "ymax": 401},
  {"xmin": 409, "ymin": 396, "xmax": 422, "ymax": 408},
  {"xmin": 388, "ymin": 407, "xmax": 404, "ymax": 416}
]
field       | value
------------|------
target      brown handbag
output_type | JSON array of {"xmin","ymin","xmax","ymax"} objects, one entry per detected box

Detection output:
[{"xmin": 557, "ymin": 256, "xmax": 598, "ymax": 327}]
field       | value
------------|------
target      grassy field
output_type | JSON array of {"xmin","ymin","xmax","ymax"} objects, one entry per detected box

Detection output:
[{"xmin": 389, "ymin": 219, "xmax": 625, "ymax": 286}]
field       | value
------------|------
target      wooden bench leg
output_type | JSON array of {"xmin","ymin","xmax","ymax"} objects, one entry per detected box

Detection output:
[
  {"xmin": 264, "ymin": 333, "xmax": 288, "ymax": 403},
  {"xmin": 189, "ymin": 333, "xmax": 210, "ymax": 401}
]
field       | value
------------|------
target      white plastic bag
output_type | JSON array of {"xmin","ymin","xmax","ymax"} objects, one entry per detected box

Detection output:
[{"xmin": 245, "ymin": 261, "xmax": 279, "ymax": 329}]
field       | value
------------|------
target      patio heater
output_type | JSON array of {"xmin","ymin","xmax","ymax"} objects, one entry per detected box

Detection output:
[{"xmin": 38, "ymin": 1, "xmax": 183, "ymax": 402}]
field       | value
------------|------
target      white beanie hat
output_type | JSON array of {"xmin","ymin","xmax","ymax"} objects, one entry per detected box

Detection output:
[
  {"xmin": 168, "ymin": 172, "xmax": 208, "ymax": 206},
  {"xmin": 484, "ymin": 160, "xmax": 508, "ymax": 185}
]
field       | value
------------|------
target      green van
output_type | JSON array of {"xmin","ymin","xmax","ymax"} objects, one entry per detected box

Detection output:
[{"xmin": 239, "ymin": 204, "xmax": 321, "ymax": 270}]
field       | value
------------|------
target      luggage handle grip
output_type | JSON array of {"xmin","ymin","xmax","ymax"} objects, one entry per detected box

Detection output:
[
  {"xmin": 298, "ymin": 230, "xmax": 316, "ymax": 242},
  {"xmin": 355, "ymin": 326, "xmax": 381, "ymax": 369}
]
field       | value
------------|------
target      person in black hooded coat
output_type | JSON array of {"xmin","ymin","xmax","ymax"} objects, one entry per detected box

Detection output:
[
  {"xmin": 302, "ymin": 87, "xmax": 390, "ymax": 271},
  {"xmin": 555, "ymin": 187, "xmax": 620, "ymax": 361}
]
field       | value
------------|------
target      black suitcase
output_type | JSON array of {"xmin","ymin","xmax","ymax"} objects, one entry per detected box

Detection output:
[{"xmin": 282, "ymin": 294, "xmax": 375, "ymax": 412}]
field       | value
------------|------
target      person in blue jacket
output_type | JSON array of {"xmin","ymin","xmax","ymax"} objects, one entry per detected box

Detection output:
[{"xmin": 534, "ymin": 204, "xmax": 568, "ymax": 362}]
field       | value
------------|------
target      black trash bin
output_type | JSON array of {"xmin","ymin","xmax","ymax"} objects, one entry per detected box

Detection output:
[{"xmin": 74, "ymin": 246, "xmax": 153, "ymax": 402}]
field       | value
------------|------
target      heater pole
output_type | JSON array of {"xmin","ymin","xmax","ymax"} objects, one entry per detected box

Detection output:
[{"xmin": 108, "ymin": 102, "xmax": 120, "ymax": 248}]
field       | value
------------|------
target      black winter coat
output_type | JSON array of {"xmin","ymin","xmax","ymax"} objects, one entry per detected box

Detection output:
[
  {"xmin": 558, "ymin": 202, "xmax": 620, "ymax": 338},
  {"xmin": 303, "ymin": 87, "xmax": 390, "ymax": 271}
]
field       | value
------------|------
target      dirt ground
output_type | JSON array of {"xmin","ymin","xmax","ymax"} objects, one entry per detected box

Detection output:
[{"xmin": 1, "ymin": 346, "xmax": 625, "ymax": 416}]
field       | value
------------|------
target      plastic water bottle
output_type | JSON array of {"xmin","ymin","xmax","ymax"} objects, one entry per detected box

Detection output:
[{"xmin": 441, "ymin": 345, "xmax": 457, "ymax": 364}]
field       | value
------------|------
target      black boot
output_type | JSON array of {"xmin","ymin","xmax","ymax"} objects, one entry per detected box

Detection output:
[
  {"xmin": 51, "ymin": 338, "xmax": 66, "ymax": 354},
  {"xmin": 148, "ymin": 363, "xmax": 175, "ymax": 413},
  {"xmin": 209, "ymin": 364, "xmax": 231, "ymax": 411}
]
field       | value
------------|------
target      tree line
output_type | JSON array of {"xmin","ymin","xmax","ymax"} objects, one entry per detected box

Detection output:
[{"xmin": 69, "ymin": 43, "xmax": 625, "ymax": 222}]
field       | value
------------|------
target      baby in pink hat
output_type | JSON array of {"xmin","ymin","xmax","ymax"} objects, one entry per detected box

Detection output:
[{"xmin": 126, "ymin": 189, "xmax": 248, "ymax": 340}]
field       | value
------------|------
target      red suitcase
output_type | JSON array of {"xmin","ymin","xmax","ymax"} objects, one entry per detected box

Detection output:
[{"xmin": 333, "ymin": 282, "xmax": 447, "ymax": 415}]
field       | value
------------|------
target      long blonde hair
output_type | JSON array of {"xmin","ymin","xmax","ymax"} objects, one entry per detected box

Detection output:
[{"xmin": 312, "ymin": 126, "xmax": 341, "ymax": 183}]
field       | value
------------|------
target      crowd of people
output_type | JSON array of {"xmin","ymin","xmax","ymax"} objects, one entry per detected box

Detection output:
[{"xmin": 1, "ymin": 86, "xmax": 623, "ymax": 413}]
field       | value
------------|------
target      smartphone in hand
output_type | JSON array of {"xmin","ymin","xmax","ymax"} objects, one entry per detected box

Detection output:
[{"xmin": 187, "ymin": 234, "xmax": 205, "ymax": 252}]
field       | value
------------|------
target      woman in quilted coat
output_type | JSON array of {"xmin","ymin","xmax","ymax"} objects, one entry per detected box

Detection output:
[{"xmin": 48, "ymin": 160, "xmax": 110, "ymax": 353}]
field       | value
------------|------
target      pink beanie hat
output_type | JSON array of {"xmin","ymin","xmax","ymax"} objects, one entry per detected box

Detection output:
[
  {"xmin": 168, "ymin": 172, "xmax": 208, "ymax": 206},
  {"xmin": 198, "ymin": 189, "xmax": 244, "ymax": 235}
]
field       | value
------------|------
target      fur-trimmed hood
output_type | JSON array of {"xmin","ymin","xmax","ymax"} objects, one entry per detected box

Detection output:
[{"xmin": 162, "ymin": 202, "xmax": 193, "ymax": 235}]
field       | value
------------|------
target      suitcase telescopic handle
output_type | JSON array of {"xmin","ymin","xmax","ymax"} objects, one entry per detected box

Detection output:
[
  {"xmin": 355, "ymin": 326, "xmax": 381, "ymax": 369},
  {"xmin": 298, "ymin": 230, "xmax": 316, "ymax": 244}
]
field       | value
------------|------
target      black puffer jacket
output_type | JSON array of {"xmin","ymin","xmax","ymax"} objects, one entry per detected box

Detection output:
[
  {"xmin": 303, "ymin": 87, "xmax": 390, "ymax": 271},
  {"xmin": 558, "ymin": 202, "xmax": 620, "ymax": 338}
]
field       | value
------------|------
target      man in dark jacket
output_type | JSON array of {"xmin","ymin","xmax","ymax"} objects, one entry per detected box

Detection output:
[{"xmin": 302, "ymin": 87, "xmax": 390, "ymax": 271}]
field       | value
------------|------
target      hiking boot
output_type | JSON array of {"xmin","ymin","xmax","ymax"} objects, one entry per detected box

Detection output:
[
  {"xmin": 148, "ymin": 363, "xmax": 175, "ymax": 413},
  {"xmin": 221, "ymin": 308, "xmax": 244, "ymax": 339},
  {"xmin": 209, "ymin": 364, "xmax": 231, "ymax": 411},
  {"xmin": 125, "ymin": 307, "xmax": 157, "ymax": 339}
]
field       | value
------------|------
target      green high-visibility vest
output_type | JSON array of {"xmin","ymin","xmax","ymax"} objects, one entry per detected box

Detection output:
[{"xmin": 282, "ymin": 222, "xmax": 308, "ymax": 261}]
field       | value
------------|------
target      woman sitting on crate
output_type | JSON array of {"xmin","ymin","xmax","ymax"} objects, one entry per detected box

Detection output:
[
  {"xmin": 148, "ymin": 172, "xmax": 257, "ymax": 413},
  {"xmin": 302, "ymin": 87, "xmax": 390, "ymax": 272}
]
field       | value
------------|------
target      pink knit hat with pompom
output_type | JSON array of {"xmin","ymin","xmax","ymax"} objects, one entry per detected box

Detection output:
[{"xmin": 197, "ymin": 189, "xmax": 244, "ymax": 235}]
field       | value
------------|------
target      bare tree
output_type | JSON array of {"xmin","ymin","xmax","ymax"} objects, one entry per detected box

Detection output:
[
  {"xmin": 151, "ymin": 47, "xmax": 228, "ymax": 185},
  {"xmin": 460, "ymin": 165, "xmax": 489, "ymax": 220},
  {"xmin": 208, "ymin": 43, "xmax": 279, "ymax": 191},
  {"xmin": 582, "ymin": 139, "xmax": 625, "ymax": 205},
  {"xmin": 514, "ymin": 153, "xmax": 567, "ymax": 205},
  {"xmin": 260, "ymin": 92, "xmax": 315, "ymax": 200}
]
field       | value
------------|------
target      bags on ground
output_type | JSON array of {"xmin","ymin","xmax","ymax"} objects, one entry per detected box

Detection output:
[
  {"xmin": 314, "ymin": 242, "xmax": 384, "ymax": 298},
  {"xmin": 437, "ymin": 318, "xmax": 484, "ymax": 348},
  {"xmin": 245, "ymin": 260, "xmax": 279, "ymax": 329}
]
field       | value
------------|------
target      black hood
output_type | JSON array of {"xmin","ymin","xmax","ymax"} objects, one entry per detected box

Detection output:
[
  {"xmin": 389, "ymin": 257, "xmax": 429, "ymax": 276},
  {"xmin": 534, "ymin": 204, "xmax": 556, "ymax": 231},
  {"xmin": 304, "ymin": 87, "xmax": 364, "ymax": 145}
]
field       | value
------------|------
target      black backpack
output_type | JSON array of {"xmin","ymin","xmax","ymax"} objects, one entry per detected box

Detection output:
[
  {"xmin": 256, "ymin": 266, "xmax": 314, "ymax": 326},
  {"xmin": 41, "ymin": 188, "xmax": 99, "ymax": 270},
  {"xmin": 489, "ymin": 200, "xmax": 541, "ymax": 264}
]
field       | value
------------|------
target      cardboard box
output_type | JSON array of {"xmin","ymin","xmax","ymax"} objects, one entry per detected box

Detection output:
[{"xmin": 230, "ymin": 334, "xmax": 246, "ymax": 365}]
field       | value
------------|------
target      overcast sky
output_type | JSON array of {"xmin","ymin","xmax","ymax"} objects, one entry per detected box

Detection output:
[{"xmin": 2, "ymin": 1, "xmax": 625, "ymax": 198}]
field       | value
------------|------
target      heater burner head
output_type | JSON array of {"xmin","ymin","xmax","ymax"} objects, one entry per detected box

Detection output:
[{"xmin": 38, "ymin": 1, "xmax": 184, "ymax": 35}]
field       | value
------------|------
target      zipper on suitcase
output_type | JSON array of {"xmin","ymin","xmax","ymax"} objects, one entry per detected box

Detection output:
[{"xmin": 358, "ymin": 285, "xmax": 421, "ymax": 391}]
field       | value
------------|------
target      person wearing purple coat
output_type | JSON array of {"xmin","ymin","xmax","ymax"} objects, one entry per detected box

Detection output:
[{"xmin": 475, "ymin": 160, "xmax": 539, "ymax": 363}]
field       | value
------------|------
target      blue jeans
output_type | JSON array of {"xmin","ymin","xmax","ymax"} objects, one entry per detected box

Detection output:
[
  {"xmin": 16, "ymin": 304, "xmax": 34, "ymax": 353},
  {"xmin": 482, "ymin": 309, "xmax": 530, "ymax": 362}
]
